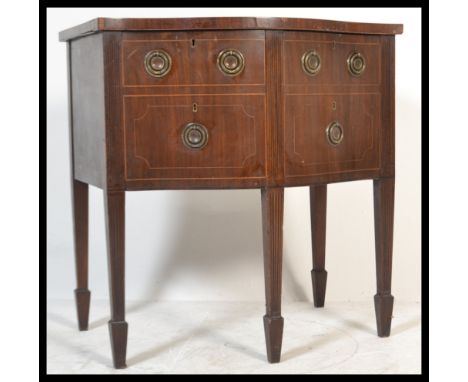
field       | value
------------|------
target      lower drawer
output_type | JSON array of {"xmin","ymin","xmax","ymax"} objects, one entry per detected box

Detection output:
[
  {"xmin": 284, "ymin": 93, "xmax": 381, "ymax": 178},
  {"xmin": 123, "ymin": 94, "xmax": 266, "ymax": 181}
]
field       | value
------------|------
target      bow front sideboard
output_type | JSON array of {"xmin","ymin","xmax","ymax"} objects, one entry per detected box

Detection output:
[{"xmin": 59, "ymin": 17, "xmax": 403, "ymax": 368}]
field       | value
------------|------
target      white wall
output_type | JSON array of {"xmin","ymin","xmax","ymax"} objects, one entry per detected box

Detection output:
[{"xmin": 47, "ymin": 8, "xmax": 421, "ymax": 302}]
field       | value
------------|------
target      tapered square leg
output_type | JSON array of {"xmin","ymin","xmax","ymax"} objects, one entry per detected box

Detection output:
[
  {"xmin": 108, "ymin": 320, "xmax": 128, "ymax": 369},
  {"xmin": 72, "ymin": 179, "xmax": 91, "ymax": 331},
  {"xmin": 310, "ymin": 185, "xmax": 328, "ymax": 308},
  {"xmin": 261, "ymin": 187, "xmax": 284, "ymax": 363},
  {"xmin": 311, "ymin": 270, "xmax": 327, "ymax": 308},
  {"xmin": 74, "ymin": 288, "xmax": 90, "ymax": 331},
  {"xmin": 263, "ymin": 315, "xmax": 284, "ymax": 363},
  {"xmin": 373, "ymin": 178, "xmax": 395, "ymax": 337},
  {"xmin": 104, "ymin": 190, "xmax": 127, "ymax": 369},
  {"xmin": 374, "ymin": 294, "xmax": 394, "ymax": 337}
]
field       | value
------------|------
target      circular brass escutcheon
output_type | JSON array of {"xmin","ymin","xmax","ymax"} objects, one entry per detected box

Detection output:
[
  {"xmin": 347, "ymin": 51, "xmax": 366, "ymax": 76},
  {"xmin": 326, "ymin": 121, "xmax": 344, "ymax": 146},
  {"xmin": 301, "ymin": 50, "xmax": 321, "ymax": 76},
  {"xmin": 182, "ymin": 123, "xmax": 209, "ymax": 150},
  {"xmin": 144, "ymin": 50, "xmax": 172, "ymax": 78},
  {"xmin": 217, "ymin": 49, "xmax": 245, "ymax": 76}
]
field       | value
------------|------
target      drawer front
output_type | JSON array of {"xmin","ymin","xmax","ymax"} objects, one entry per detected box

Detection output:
[
  {"xmin": 124, "ymin": 95, "xmax": 266, "ymax": 181},
  {"xmin": 122, "ymin": 31, "xmax": 265, "ymax": 86},
  {"xmin": 284, "ymin": 94, "xmax": 381, "ymax": 177},
  {"xmin": 283, "ymin": 33, "xmax": 381, "ymax": 86}
]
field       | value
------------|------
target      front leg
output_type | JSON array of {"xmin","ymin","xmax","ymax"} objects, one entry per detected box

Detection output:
[
  {"xmin": 104, "ymin": 190, "xmax": 128, "ymax": 369},
  {"xmin": 261, "ymin": 187, "xmax": 284, "ymax": 363},
  {"xmin": 373, "ymin": 178, "xmax": 395, "ymax": 337}
]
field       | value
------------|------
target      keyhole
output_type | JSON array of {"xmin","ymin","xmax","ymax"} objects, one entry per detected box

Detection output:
[
  {"xmin": 192, "ymin": 103, "xmax": 198, "ymax": 112},
  {"xmin": 191, "ymin": 39, "xmax": 196, "ymax": 48},
  {"xmin": 332, "ymin": 101, "xmax": 337, "ymax": 110}
]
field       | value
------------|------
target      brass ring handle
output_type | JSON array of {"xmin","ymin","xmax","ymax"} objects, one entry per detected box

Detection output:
[
  {"xmin": 326, "ymin": 121, "xmax": 344, "ymax": 146},
  {"xmin": 347, "ymin": 51, "xmax": 366, "ymax": 76},
  {"xmin": 182, "ymin": 123, "xmax": 209, "ymax": 150},
  {"xmin": 302, "ymin": 50, "xmax": 321, "ymax": 76},
  {"xmin": 217, "ymin": 49, "xmax": 245, "ymax": 76},
  {"xmin": 144, "ymin": 49, "xmax": 172, "ymax": 78}
]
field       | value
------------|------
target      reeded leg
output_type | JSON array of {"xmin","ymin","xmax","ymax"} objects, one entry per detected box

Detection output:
[
  {"xmin": 72, "ymin": 179, "xmax": 90, "ymax": 331},
  {"xmin": 310, "ymin": 184, "xmax": 328, "ymax": 308},
  {"xmin": 373, "ymin": 178, "xmax": 395, "ymax": 337},
  {"xmin": 261, "ymin": 187, "xmax": 284, "ymax": 363},
  {"xmin": 104, "ymin": 190, "xmax": 128, "ymax": 369}
]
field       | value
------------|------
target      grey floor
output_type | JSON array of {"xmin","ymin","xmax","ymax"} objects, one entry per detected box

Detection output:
[{"xmin": 47, "ymin": 300, "xmax": 421, "ymax": 374}]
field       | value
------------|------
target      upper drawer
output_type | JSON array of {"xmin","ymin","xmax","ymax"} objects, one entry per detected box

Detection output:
[
  {"xmin": 283, "ymin": 32, "xmax": 381, "ymax": 86},
  {"xmin": 122, "ymin": 31, "xmax": 265, "ymax": 86}
]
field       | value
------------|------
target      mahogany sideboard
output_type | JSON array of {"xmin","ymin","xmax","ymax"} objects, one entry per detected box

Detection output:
[{"xmin": 59, "ymin": 17, "xmax": 403, "ymax": 368}]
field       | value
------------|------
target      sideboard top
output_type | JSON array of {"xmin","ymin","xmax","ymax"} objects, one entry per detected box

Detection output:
[{"xmin": 59, "ymin": 17, "xmax": 403, "ymax": 41}]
